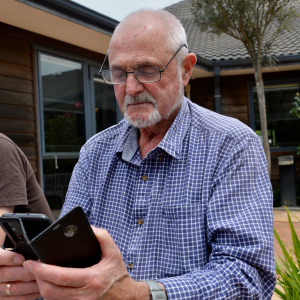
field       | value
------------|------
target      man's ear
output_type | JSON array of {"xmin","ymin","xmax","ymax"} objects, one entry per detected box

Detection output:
[{"xmin": 181, "ymin": 53, "xmax": 197, "ymax": 86}]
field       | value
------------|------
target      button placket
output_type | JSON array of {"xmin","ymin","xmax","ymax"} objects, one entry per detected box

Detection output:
[{"xmin": 126, "ymin": 160, "xmax": 156, "ymax": 277}]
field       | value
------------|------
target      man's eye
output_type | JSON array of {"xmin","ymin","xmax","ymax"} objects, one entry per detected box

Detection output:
[
  {"xmin": 112, "ymin": 71, "xmax": 125, "ymax": 79},
  {"xmin": 137, "ymin": 68, "xmax": 158, "ymax": 79},
  {"xmin": 141, "ymin": 68, "xmax": 156, "ymax": 75}
]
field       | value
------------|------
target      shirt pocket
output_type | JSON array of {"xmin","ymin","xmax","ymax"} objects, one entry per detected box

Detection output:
[{"xmin": 158, "ymin": 203, "xmax": 209, "ymax": 278}]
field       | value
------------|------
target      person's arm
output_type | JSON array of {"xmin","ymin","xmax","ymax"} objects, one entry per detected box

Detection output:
[{"xmin": 0, "ymin": 136, "xmax": 47, "ymax": 299}]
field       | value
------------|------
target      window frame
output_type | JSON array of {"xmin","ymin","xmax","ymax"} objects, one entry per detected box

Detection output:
[
  {"xmin": 34, "ymin": 46, "xmax": 122, "ymax": 192},
  {"xmin": 248, "ymin": 78, "xmax": 300, "ymax": 152}
]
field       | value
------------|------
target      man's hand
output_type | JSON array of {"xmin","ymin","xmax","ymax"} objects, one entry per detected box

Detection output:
[
  {"xmin": 23, "ymin": 227, "xmax": 151, "ymax": 300},
  {"xmin": 0, "ymin": 248, "xmax": 41, "ymax": 299}
]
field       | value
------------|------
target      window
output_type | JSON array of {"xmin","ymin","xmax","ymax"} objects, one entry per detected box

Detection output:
[
  {"xmin": 40, "ymin": 54, "xmax": 85, "ymax": 154},
  {"xmin": 94, "ymin": 77, "xmax": 117, "ymax": 132},
  {"xmin": 37, "ymin": 51, "xmax": 121, "ymax": 210},
  {"xmin": 251, "ymin": 82, "xmax": 300, "ymax": 150}
]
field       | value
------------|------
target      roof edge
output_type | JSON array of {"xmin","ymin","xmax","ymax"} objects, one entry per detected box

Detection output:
[
  {"xmin": 16, "ymin": 0, "xmax": 119, "ymax": 36},
  {"xmin": 195, "ymin": 54, "xmax": 300, "ymax": 71},
  {"xmin": 194, "ymin": 54, "xmax": 213, "ymax": 71}
]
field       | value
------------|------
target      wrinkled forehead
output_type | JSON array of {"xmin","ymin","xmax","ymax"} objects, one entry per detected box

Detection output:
[{"xmin": 109, "ymin": 14, "xmax": 167, "ymax": 55}]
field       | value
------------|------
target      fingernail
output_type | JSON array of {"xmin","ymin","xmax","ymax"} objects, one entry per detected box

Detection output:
[
  {"xmin": 13, "ymin": 256, "xmax": 25, "ymax": 264},
  {"xmin": 23, "ymin": 260, "xmax": 33, "ymax": 271}
]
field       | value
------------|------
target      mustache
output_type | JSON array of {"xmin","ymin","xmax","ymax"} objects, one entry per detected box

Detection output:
[{"xmin": 124, "ymin": 92, "xmax": 157, "ymax": 107}]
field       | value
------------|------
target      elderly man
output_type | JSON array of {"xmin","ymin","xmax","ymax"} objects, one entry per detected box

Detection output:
[{"xmin": 2, "ymin": 8, "xmax": 275, "ymax": 300}]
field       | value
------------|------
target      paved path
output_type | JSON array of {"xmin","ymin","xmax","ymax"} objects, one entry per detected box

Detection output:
[{"xmin": 272, "ymin": 209, "xmax": 300, "ymax": 299}]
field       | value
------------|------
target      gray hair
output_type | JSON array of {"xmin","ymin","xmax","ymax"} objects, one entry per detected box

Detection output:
[{"xmin": 111, "ymin": 9, "xmax": 188, "ymax": 66}]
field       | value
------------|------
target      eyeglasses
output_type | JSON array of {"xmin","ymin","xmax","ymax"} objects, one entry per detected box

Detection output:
[{"xmin": 98, "ymin": 44, "xmax": 187, "ymax": 84}]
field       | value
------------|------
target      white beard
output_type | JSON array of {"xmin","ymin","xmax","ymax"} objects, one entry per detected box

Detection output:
[
  {"xmin": 123, "ymin": 87, "xmax": 183, "ymax": 129},
  {"xmin": 123, "ymin": 92, "xmax": 162, "ymax": 128}
]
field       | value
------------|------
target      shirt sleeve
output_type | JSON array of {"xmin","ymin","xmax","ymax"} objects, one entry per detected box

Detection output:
[
  {"xmin": 158, "ymin": 136, "xmax": 276, "ymax": 299},
  {"xmin": 0, "ymin": 139, "xmax": 27, "ymax": 206}
]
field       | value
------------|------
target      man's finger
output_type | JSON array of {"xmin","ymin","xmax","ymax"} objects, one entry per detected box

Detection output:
[
  {"xmin": 23, "ymin": 260, "xmax": 93, "ymax": 288},
  {"xmin": 0, "ymin": 248, "xmax": 24, "ymax": 266},
  {"xmin": 0, "ymin": 280, "xmax": 40, "ymax": 297},
  {"xmin": 92, "ymin": 227, "xmax": 121, "ymax": 259},
  {"xmin": 0, "ymin": 266, "xmax": 36, "ymax": 282}
]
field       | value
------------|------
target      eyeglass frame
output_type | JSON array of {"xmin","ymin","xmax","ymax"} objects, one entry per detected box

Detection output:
[{"xmin": 98, "ymin": 44, "xmax": 187, "ymax": 84}]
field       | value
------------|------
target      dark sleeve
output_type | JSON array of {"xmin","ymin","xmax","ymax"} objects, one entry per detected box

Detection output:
[
  {"xmin": 0, "ymin": 137, "xmax": 54, "ymax": 222},
  {"xmin": 0, "ymin": 138, "xmax": 28, "ymax": 206}
]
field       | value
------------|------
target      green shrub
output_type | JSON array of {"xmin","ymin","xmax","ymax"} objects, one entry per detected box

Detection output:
[{"xmin": 274, "ymin": 207, "xmax": 300, "ymax": 299}]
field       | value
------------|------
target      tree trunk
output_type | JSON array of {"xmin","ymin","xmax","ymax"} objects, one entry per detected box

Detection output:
[{"xmin": 253, "ymin": 60, "xmax": 271, "ymax": 176}]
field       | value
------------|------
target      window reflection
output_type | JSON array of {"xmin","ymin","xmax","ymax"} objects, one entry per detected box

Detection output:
[
  {"xmin": 94, "ymin": 77, "xmax": 117, "ymax": 132},
  {"xmin": 38, "ymin": 54, "xmax": 119, "ymax": 211},
  {"xmin": 253, "ymin": 83, "xmax": 300, "ymax": 149},
  {"xmin": 40, "ymin": 54, "xmax": 85, "ymax": 154},
  {"xmin": 43, "ymin": 158, "xmax": 78, "ymax": 210}
]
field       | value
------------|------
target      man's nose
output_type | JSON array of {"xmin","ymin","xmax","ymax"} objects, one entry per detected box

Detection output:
[{"xmin": 125, "ymin": 73, "xmax": 144, "ymax": 97}]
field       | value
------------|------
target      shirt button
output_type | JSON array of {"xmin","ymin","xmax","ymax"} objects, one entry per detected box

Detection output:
[
  {"xmin": 138, "ymin": 219, "xmax": 144, "ymax": 226},
  {"xmin": 128, "ymin": 263, "xmax": 134, "ymax": 270},
  {"xmin": 142, "ymin": 175, "xmax": 148, "ymax": 181}
]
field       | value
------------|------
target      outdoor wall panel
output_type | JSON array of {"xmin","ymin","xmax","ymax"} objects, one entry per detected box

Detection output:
[
  {"xmin": 0, "ymin": 103, "xmax": 34, "ymax": 120},
  {"xmin": 0, "ymin": 90, "xmax": 33, "ymax": 106},
  {"xmin": 0, "ymin": 47, "xmax": 31, "ymax": 66},
  {"xmin": 0, "ymin": 75, "xmax": 33, "ymax": 93},
  {"xmin": 0, "ymin": 61, "xmax": 32, "ymax": 79},
  {"xmin": 0, "ymin": 119, "xmax": 35, "ymax": 133},
  {"xmin": 190, "ymin": 77, "xmax": 215, "ymax": 111}
]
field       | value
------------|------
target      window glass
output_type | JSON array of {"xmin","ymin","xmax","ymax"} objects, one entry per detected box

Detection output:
[
  {"xmin": 253, "ymin": 83, "xmax": 300, "ymax": 149},
  {"xmin": 94, "ymin": 77, "xmax": 117, "ymax": 132},
  {"xmin": 38, "ymin": 52, "xmax": 120, "ymax": 212},
  {"xmin": 43, "ymin": 158, "xmax": 78, "ymax": 210},
  {"xmin": 40, "ymin": 54, "xmax": 85, "ymax": 154}
]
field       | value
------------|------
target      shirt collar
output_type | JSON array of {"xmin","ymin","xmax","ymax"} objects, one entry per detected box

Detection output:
[
  {"xmin": 158, "ymin": 97, "xmax": 191, "ymax": 159},
  {"xmin": 117, "ymin": 97, "xmax": 191, "ymax": 161}
]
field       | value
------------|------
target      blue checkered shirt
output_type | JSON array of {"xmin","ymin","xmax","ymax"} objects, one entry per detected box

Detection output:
[{"xmin": 62, "ymin": 97, "xmax": 276, "ymax": 299}]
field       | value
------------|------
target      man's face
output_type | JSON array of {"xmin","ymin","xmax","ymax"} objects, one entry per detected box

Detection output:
[{"xmin": 108, "ymin": 21, "xmax": 184, "ymax": 129}]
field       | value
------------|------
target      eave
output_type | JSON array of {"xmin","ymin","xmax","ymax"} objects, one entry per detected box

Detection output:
[{"xmin": 0, "ymin": 0, "xmax": 119, "ymax": 55}]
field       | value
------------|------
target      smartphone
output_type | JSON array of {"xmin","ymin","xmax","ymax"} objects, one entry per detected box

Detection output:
[
  {"xmin": 0, "ymin": 213, "xmax": 52, "ymax": 260},
  {"xmin": 0, "ymin": 207, "xmax": 101, "ymax": 268}
]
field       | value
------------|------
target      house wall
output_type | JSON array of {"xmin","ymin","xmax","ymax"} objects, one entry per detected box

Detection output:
[
  {"xmin": 0, "ymin": 23, "xmax": 38, "ymax": 175},
  {"xmin": 0, "ymin": 22, "xmax": 104, "ymax": 182},
  {"xmin": 0, "ymin": 20, "xmax": 299, "ymax": 194},
  {"xmin": 190, "ymin": 70, "xmax": 300, "ymax": 187}
]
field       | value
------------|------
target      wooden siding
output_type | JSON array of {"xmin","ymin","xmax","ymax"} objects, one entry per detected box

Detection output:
[
  {"xmin": 190, "ymin": 77, "xmax": 215, "ymax": 111},
  {"xmin": 0, "ymin": 25, "xmax": 37, "ymax": 173},
  {"xmin": 0, "ymin": 21, "xmax": 104, "ymax": 181},
  {"xmin": 190, "ymin": 71, "xmax": 300, "ymax": 187},
  {"xmin": 220, "ymin": 76, "xmax": 250, "ymax": 125}
]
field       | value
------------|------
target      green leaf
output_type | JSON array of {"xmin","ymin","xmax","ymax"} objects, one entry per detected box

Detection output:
[
  {"xmin": 287, "ymin": 210, "xmax": 300, "ymax": 269},
  {"xmin": 274, "ymin": 286, "xmax": 286, "ymax": 299},
  {"xmin": 274, "ymin": 206, "xmax": 300, "ymax": 298}
]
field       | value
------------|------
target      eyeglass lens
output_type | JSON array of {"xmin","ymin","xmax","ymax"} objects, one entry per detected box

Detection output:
[
  {"xmin": 102, "ymin": 68, "xmax": 161, "ymax": 84},
  {"xmin": 99, "ymin": 44, "xmax": 187, "ymax": 84}
]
